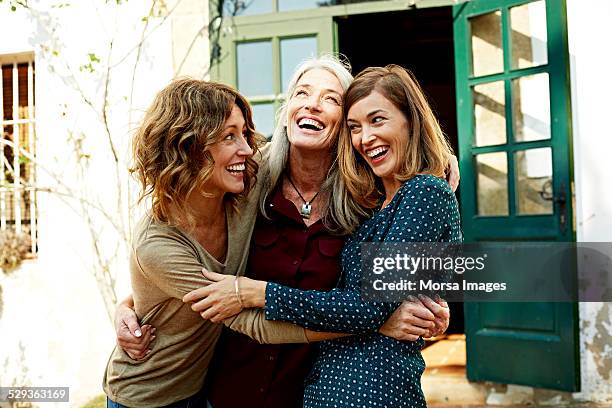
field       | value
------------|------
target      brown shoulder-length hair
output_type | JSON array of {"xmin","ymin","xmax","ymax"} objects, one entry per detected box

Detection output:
[
  {"xmin": 339, "ymin": 65, "xmax": 453, "ymax": 209},
  {"xmin": 131, "ymin": 78, "xmax": 260, "ymax": 227}
]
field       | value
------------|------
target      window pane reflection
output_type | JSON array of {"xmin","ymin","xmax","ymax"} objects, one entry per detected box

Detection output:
[
  {"xmin": 512, "ymin": 73, "xmax": 550, "ymax": 142},
  {"xmin": 510, "ymin": 0, "xmax": 548, "ymax": 69},
  {"xmin": 476, "ymin": 152, "xmax": 509, "ymax": 216},
  {"xmin": 237, "ymin": 41, "xmax": 273, "ymax": 97},
  {"xmin": 473, "ymin": 81, "xmax": 506, "ymax": 146},
  {"xmin": 225, "ymin": 0, "xmax": 273, "ymax": 16},
  {"xmin": 279, "ymin": 0, "xmax": 375, "ymax": 11},
  {"xmin": 470, "ymin": 11, "xmax": 503, "ymax": 77},
  {"xmin": 252, "ymin": 103, "xmax": 275, "ymax": 140},
  {"xmin": 281, "ymin": 37, "xmax": 317, "ymax": 93},
  {"xmin": 279, "ymin": 0, "xmax": 320, "ymax": 12},
  {"xmin": 515, "ymin": 148, "xmax": 553, "ymax": 215}
]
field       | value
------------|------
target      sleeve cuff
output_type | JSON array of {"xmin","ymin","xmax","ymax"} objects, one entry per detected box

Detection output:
[{"xmin": 264, "ymin": 282, "xmax": 284, "ymax": 320}]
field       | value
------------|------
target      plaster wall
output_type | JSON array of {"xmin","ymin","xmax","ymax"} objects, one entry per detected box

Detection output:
[
  {"xmin": 0, "ymin": 0, "xmax": 175, "ymax": 405},
  {"xmin": 567, "ymin": 0, "xmax": 612, "ymax": 403}
]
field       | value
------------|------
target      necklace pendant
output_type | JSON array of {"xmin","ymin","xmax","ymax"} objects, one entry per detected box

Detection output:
[{"xmin": 300, "ymin": 202, "xmax": 312, "ymax": 219}]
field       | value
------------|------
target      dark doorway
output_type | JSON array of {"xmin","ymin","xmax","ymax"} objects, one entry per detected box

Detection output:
[{"xmin": 337, "ymin": 6, "xmax": 463, "ymax": 334}]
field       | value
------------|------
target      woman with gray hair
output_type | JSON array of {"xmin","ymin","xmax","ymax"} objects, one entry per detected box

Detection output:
[{"xmin": 115, "ymin": 55, "xmax": 457, "ymax": 407}]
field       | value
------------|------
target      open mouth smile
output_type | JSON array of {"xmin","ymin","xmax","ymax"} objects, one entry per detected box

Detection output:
[
  {"xmin": 226, "ymin": 162, "xmax": 245, "ymax": 175},
  {"xmin": 365, "ymin": 146, "xmax": 390, "ymax": 163},
  {"xmin": 297, "ymin": 117, "xmax": 326, "ymax": 132}
]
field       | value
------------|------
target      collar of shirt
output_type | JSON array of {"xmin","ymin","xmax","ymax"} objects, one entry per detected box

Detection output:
[{"xmin": 268, "ymin": 186, "xmax": 325, "ymax": 234}]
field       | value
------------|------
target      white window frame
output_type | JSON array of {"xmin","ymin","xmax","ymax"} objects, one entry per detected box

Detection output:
[{"xmin": 0, "ymin": 52, "xmax": 37, "ymax": 254}]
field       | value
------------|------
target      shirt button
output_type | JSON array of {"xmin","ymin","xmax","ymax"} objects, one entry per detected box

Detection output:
[
  {"xmin": 259, "ymin": 387, "xmax": 265, "ymax": 393},
  {"xmin": 269, "ymin": 203, "xmax": 274, "ymax": 207},
  {"xmin": 292, "ymin": 260, "xmax": 299, "ymax": 266}
]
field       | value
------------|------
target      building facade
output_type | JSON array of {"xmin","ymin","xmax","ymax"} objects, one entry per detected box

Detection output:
[{"xmin": 0, "ymin": 0, "xmax": 610, "ymax": 406}]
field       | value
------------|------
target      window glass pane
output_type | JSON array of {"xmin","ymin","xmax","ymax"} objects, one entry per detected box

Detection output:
[
  {"xmin": 281, "ymin": 37, "xmax": 318, "ymax": 93},
  {"xmin": 279, "ymin": 0, "xmax": 320, "ymax": 12},
  {"xmin": 252, "ymin": 103, "xmax": 275, "ymax": 140},
  {"xmin": 515, "ymin": 148, "xmax": 553, "ymax": 215},
  {"xmin": 224, "ymin": 0, "xmax": 273, "ymax": 16},
  {"xmin": 512, "ymin": 73, "xmax": 550, "ymax": 142},
  {"xmin": 237, "ymin": 41, "xmax": 273, "ymax": 97},
  {"xmin": 473, "ymin": 80, "xmax": 506, "ymax": 146},
  {"xmin": 510, "ymin": 0, "xmax": 548, "ymax": 69},
  {"xmin": 279, "ymin": 0, "xmax": 375, "ymax": 11},
  {"xmin": 470, "ymin": 10, "xmax": 503, "ymax": 77},
  {"xmin": 476, "ymin": 152, "xmax": 508, "ymax": 216}
]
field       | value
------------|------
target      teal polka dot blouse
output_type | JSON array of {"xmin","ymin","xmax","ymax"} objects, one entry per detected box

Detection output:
[{"xmin": 265, "ymin": 174, "xmax": 463, "ymax": 407}]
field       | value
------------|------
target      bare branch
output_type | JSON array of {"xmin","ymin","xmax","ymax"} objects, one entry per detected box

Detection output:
[
  {"xmin": 102, "ymin": 40, "xmax": 119, "ymax": 164},
  {"xmin": 0, "ymin": 138, "xmax": 128, "ymax": 241},
  {"xmin": 128, "ymin": 0, "xmax": 158, "ymax": 121},
  {"xmin": 109, "ymin": 0, "xmax": 185, "ymax": 69},
  {"xmin": 2, "ymin": 0, "xmax": 238, "ymax": 324},
  {"xmin": 174, "ymin": 22, "xmax": 208, "ymax": 78}
]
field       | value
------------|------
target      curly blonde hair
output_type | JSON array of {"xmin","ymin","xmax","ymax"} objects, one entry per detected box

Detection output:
[
  {"xmin": 339, "ymin": 65, "xmax": 453, "ymax": 209},
  {"xmin": 131, "ymin": 78, "xmax": 260, "ymax": 227}
]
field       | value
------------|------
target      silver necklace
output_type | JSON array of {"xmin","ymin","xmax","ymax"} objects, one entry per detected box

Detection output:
[{"xmin": 286, "ymin": 175, "xmax": 320, "ymax": 219}]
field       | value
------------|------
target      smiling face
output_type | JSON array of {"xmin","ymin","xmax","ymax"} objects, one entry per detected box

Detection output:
[
  {"xmin": 286, "ymin": 68, "xmax": 344, "ymax": 153},
  {"xmin": 204, "ymin": 104, "xmax": 254, "ymax": 196},
  {"xmin": 346, "ymin": 90, "xmax": 409, "ymax": 190}
]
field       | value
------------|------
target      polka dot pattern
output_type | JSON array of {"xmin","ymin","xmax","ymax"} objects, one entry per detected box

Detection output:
[{"xmin": 265, "ymin": 175, "xmax": 463, "ymax": 407}]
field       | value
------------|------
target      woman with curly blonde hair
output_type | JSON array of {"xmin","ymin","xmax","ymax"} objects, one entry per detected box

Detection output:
[{"xmin": 103, "ymin": 79, "xmax": 308, "ymax": 408}]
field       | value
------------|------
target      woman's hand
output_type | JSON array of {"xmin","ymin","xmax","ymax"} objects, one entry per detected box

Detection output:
[
  {"xmin": 447, "ymin": 154, "xmax": 460, "ymax": 192},
  {"xmin": 182, "ymin": 269, "xmax": 244, "ymax": 323},
  {"xmin": 418, "ymin": 295, "xmax": 450, "ymax": 338},
  {"xmin": 379, "ymin": 298, "xmax": 436, "ymax": 341},
  {"xmin": 115, "ymin": 297, "xmax": 155, "ymax": 360}
]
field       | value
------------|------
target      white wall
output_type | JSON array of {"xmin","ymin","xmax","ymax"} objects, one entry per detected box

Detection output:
[
  {"xmin": 567, "ymin": 0, "xmax": 612, "ymax": 403},
  {"xmin": 0, "ymin": 0, "xmax": 178, "ymax": 406}
]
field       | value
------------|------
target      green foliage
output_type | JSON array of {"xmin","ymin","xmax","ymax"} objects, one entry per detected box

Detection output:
[
  {"xmin": 79, "ymin": 53, "xmax": 101, "ymax": 73},
  {"xmin": 0, "ymin": 0, "xmax": 26, "ymax": 12},
  {"xmin": 88, "ymin": 53, "xmax": 101, "ymax": 63}
]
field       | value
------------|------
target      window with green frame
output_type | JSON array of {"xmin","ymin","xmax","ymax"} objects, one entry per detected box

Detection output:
[
  {"xmin": 221, "ymin": 0, "xmax": 378, "ymax": 17},
  {"xmin": 465, "ymin": 0, "xmax": 555, "ymax": 217},
  {"xmin": 235, "ymin": 35, "xmax": 318, "ymax": 138}
]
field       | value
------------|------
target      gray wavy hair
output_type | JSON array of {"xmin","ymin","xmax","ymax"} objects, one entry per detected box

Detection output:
[{"xmin": 259, "ymin": 54, "xmax": 368, "ymax": 235}]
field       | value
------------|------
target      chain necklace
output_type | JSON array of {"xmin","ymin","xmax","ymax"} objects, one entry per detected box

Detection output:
[{"xmin": 286, "ymin": 174, "xmax": 321, "ymax": 219}]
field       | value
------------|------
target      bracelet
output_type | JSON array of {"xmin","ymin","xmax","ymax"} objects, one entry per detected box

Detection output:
[{"xmin": 234, "ymin": 276, "xmax": 244, "ymax": 309}]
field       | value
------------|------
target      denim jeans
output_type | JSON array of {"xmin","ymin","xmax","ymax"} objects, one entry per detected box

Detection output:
[{"xmin": 107, "ymin": 390, "xmax": 210, "ymax": 408}]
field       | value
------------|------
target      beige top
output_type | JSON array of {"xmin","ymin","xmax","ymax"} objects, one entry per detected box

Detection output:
[{"xmin": 103, "ymin": 149, "xmax": 307, "ymax": 407}]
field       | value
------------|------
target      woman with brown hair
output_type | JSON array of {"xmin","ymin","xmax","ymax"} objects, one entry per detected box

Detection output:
[
  {"xmin": 103, "ymin": 79, "xmax": 309, "ymax": 408},
  {"xmin": 195, "ymin": 65, "xmax": 462, "ymax": 407}
]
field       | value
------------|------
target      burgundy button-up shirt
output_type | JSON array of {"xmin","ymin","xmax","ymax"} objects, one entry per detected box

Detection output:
[{"xmin": 206, "ymin": 187, "xmax": 345, "ymax": 408}]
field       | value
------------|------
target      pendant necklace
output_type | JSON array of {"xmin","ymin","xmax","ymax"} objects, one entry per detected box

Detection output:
[{"xmin": 286, "ymin": 175, "xmax": 320, "ymax": 219}]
